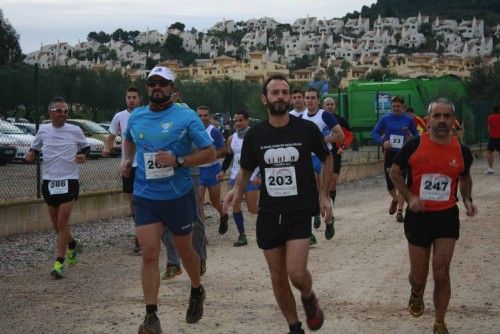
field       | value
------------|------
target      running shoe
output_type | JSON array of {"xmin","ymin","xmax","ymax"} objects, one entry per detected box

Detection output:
[
  {"xmin": 389, "ymin": 199, "xmax": 398, "ymax": 215},
  {"xmin": 309, "ymin": 233, "xmax": 317, "ymax": 246},
  {"xmin": 200, "ymin": 260, "xmax": 206, "ymax": 276},
  {"xmin": 186, "ymin": 286, "xmax": 205, "ymax": 323},
  {"xmin": 396, "ymin": 210, "xmax": 404, "ymax": 223},
  {"xmin": 485, "ymin": 168, "xmax": 494, "ymax": 175},
  {"xmin": 138, "ymin": 312, "xmax": 162, "ymax": 334},
  {"xmin": 301, "ymin": 292, "xmax": 324, "ymax": 330},
  {"xmin": 65, "ymin": 239, "xmax": 83, "ymax": 266},
  {"xmin": 433, "ymin": 322, "xmax": 449, "ymax": 334},
  {"xmin": 325, "ymin": 217, "xmax": 335, "ymax": 240},
  {"xmin": 408, "ymin": 290, "xmax": 424, "ymax": 317},
  {"xmin": 233, "ymin": 233, "xmax": 248, "ymax": 247},
  {"xmin": 162, "ymin": 264, "xmax": 182, "ymax": 280},
  {"xmin": 288, "ymin": 322, "xmax": 305, "ymax": 334},
  {"xmin": 313, "ymin": 215, "xmax": 321, "ymax": 229},
  {"xmin": 50, "ymin": 261, "xmax": 64, "ymax": 279},
  {"xmin": 219, "ymin": 214, "xmax": 229, "ymax": 235}
]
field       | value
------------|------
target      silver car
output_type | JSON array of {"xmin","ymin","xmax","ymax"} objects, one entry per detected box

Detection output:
[{"xmin": 0, "ymin": 120, "xmax": 35, "ymax": 160}]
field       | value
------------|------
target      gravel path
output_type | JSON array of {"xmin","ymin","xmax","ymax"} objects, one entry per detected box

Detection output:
[{"xmin": 0, "ymin": 159, "xmax": 498, "ymax": 333}]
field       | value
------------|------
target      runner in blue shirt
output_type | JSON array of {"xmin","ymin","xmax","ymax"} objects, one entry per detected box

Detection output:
[
  {"xmin": 372, "ymin": 95, "xmax": 419, "ymax": 222},
  {"xmin": 121, "ymin": 66, "xmax": 215, "ymax": 333}
]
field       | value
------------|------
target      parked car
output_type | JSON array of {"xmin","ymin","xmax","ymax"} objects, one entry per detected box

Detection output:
[
  {"xmin": 98, "ymin": 122, "xmax": 111, "ymax": 131},
  {"xmin": 0, "ymin": 135, "xmax": 17, "ymax": 165},
  {"xmin": 0, "ymin": 120, "xmax": 35, "ymax": 160},
  {"xmin": 66, "ymin": 119, "xmax": 120, "ymax": 156},
  {"xmin": 13, "ymin": 123, "xmax": 37, "ymax": 136},
  {"xmin": 85, "ymin": 137, "xmax": 105, "ymax": 159}
]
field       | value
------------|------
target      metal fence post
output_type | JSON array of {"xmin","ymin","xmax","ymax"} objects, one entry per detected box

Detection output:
[{"xmin": 35, "ymin": 64, "xmax": 41, "ymax": 198}]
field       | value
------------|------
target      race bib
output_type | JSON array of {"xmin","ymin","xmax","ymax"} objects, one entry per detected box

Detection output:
[
  {"xmin": 389, "ymin": 134, "xmax": 404, "ymax": 149},
  {"xmin": 265, "ymin": 167, "xmax": 298, "ymax": 197},
  {"xmin": 144, "ymin": 152, "xmax": 174, "ymax": 180},
  {"xmin": 48, "ymin": 180, "xmax": 68, "ymax": 195},
  {"xmin": 419, "ymin": 174, "xmax": 452, "ymax": 201}
]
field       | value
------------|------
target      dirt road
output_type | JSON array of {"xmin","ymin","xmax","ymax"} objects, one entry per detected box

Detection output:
[{"xmin": 0, "ymin": 159, "xmax": 498, "ymax": 333}]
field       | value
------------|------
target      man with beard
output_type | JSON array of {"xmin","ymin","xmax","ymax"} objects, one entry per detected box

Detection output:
[
  {"xmin": 218, "ymin": 109, "xmax": 260, "ymax": 247},
  {"xmin": 224, "ymin": 74, "xmax": 333, "ymax": 334},
  {"xmin": 372, "ymin": 96, "xmax": 419, "ymax": 223},
  {"xmin": 302, "ymin": 88, "xmax": 344, "ymax": 243},
  {"xmin": 389, "ymin": 98, "xmax": 477, "ymax": 334},
  {"xmin": 122, "ymin": 66, "xmax": 216, "ymax": 333}
]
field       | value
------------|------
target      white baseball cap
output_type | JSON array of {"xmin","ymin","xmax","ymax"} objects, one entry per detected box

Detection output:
[{"xmin": 147, "ymin": 66, "xmax": 175, "ymax": 81}]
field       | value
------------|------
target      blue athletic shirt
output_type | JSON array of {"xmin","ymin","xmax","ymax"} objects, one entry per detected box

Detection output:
[
  {"xmin": 200, "ymin": 124, "xmax": 224, "ymax": 168},
  {"xmin": 372, "ymin": 113, "xmax": 419, "ymax": 152},
  {"xmin": 125, "ymin": 104, "xmax": 212, "ymax": 200}
]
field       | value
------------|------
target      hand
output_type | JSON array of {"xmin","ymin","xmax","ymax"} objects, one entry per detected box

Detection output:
[
  {"xmin": 383, "ymin": 140, "xmax": 391, "ymax": 150},
  {"xmin": 222, "ymin": 189, "xmax": 240, "ymax": 215},
  {"xmin": 102, "ymin": 147, "xmax": 110, "ymax": 157},
  {"xmin": 407, "ymin": 195, "xmax": 424, "ymax": 212},
  {"xmin": 75, "ymin": 154, "xmax": 86, "ymax": 164},
  {"xmin": 121, "ymin": 159, "xmax": 132, "ymax": 178},
  {"xmin": 217, "ymin": 171, "xmax": 225, "ymax": 181},
  {"xmin": 155, "ymin": 150, "xmax": 175, "ymax": 167},
  {"xmin": 25, "ymin": 150, "xmax": 35, "ymax": 163},
  {"xmin": 319, "ymin": 194, "xmax": 332, "ymax": 223},
  {"xmin": 337, "ymin": 147, "xmax": 344, "ymax": 155},
  {"xmin": 464, "ymin": 199, "xmax": 477, "ymax": 217}
]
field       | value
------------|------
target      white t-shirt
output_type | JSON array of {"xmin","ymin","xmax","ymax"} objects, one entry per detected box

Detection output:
[
  {"xmin": 31, "ymin": 123, "xmax": 89, "ymax": 180},
  {"xmin": 109, "ymin": 109, "xmax": 137, "ymax": 166},
  {"xmin": 289, "ymin": 108, "xmax": 306, "ymax": 117}
]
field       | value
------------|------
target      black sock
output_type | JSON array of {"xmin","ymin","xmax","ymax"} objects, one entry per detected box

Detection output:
[
  {"xmin": 289, "ymin": 321, "xmax": 303, "ymax": 332},
  {"xmin": 191, "ymin": 285, "xmax": 203, "ymax": 296},
  {"xmin": 56, "ymin": 257, "xmax": 65, "ymax": 264},
  {"xmin": 146, "ymin": 304, "xmax": 157, "ymax": 315},
  {"xmin": 68, "ymin": 239, "xmax": 77, "ymax": 250},
  {"xmin": 329, "ymin": 191, "xmax": 337, "ymax": 205}
]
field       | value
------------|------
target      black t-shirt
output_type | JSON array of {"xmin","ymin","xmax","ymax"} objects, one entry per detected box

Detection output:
[{"xmin": 240, "ymin": 116, "xmax": 330, "ymax": 214}]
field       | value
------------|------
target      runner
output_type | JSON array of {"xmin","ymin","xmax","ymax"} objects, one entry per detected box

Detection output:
[
  {"xmin": 122, "ymin": 66, "xmax": 215, "ymax": 332},
  {"xmin": 290, "ymin": 89, "xmax": 306, "ymax": 117},
  {"xmin": 218, "ymin": 109, "xmax": 260, "ymax": 247},
  {"xmin": 196, "ymin": 106, "xmax": 228, "ymax": 226},
  {"xmin": 25, "ymin": 96, "xmax": 89, "ymax": 279},
  {"xmin": 224, "ymin": 74, "xmax": 333, "ymax": 334},
  {"xmin": 389, "ymin": 98, "xmax": 477, "ymax": 334},
  {"xmin": 302, "ymin": 88, "xmax": 344, "ymax": 244},
  {"xmin": 372, "ymin": 96, "xmax": 419, "ymax": 222},
  {"xmin": 102, "ymin": 86, "xmax": 142, "ymax": 254},
  {"xmin": 485, "ymin": 105, "xmax": 500, "ymax": 174}
]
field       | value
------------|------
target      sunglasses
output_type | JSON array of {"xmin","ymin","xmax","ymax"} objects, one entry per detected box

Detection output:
[
  {"xmin": 147, "ymin": 80, "xmax": 172, "ymax": 88},
  {"xmin": 50, "ymin": 108, "xmax": 69, "ymax": 114}
]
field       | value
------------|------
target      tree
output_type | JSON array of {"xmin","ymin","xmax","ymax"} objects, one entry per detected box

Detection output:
[
  {"xmin": 111, "ymin": 28, "xmax": 126, "ymax": 42},
  {"xmin": 108, "ymin": 49, "xmax": 118, "ymax": 61},
  {"xmin": 87, "ymin": 31, "xmax": 111, "ymax": 44},
  {"xmin": 380, "ymin": 55, "xmax": 389, "ymax": 68},
  {"xmin": 0, "ymin": 9, "xmax": 22, "ymax": 66},
  {"xmin": 169, "ymin": 22, "xmax": 185, "ymax": 32},
  {"xmin": 164, "ymin": 34, "xmax": 184, "ymax": 57}
]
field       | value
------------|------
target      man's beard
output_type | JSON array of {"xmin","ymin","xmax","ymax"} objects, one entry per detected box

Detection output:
[
  {"xmin": 149, "ymin": 92, "xmax": 171, "ymax": 104},
  {"xmin": 268, "ymin": 101, "xmax": 290, "ymax": 115},
  {"xmin": 432, "ymin": 123, "xmax": 451, "ymax": 138}
]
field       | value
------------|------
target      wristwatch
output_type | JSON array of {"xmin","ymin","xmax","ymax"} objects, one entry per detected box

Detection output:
[{"xmin": 176, "ymin": 156, "xmax": 185, "ymax": 167}]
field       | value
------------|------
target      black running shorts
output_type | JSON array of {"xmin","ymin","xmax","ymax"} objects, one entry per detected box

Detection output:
[
  {"xmin": 487, "ymin": 137, "xmax": 500, "ymax": 152},
  {"xmin": 404, "ymin": 205, "xmax": 460, "ymax": 248},
  {"xmin": 385, "ymin": 150, "xmax": 407, "ymax": 191},
  {"xmin": 256, "ymin": 210, "xmax": 312, "ymax": 250},
  {"xmin": 42, "ymin": 179, "xmax": 79, "ymax": 207}
]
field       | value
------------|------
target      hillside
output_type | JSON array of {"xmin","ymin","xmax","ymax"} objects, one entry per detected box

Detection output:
[{"xmin": 348, "ymin": 0, "xmax": 500, "ymax": 27}]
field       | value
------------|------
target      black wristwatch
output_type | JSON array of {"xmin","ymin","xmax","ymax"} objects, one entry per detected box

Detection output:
[{"xmin": 176, "ymin": 156, "xmax": 185, "ymax": 167}]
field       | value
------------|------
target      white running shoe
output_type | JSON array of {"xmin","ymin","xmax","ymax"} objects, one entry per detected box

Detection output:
[{"xmin": 485, "ymin": 168, "xmax": 494, "ymax": 175}]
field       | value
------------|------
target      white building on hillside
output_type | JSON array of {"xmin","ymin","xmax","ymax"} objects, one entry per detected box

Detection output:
[
  {"xmin": 457, "ymin": 17, "xmax": 484, "ymax": 39},
  {"xmin": 403, "ymin": 13, "xmax": 429, "ymax": 32},
  {"xmin": 211, "ymin": 19, "xmax": 236, "ymax": 33},
  {"xmin": 135, "ymin": 30, "xmax": 165, "ymax": 45},
  {"xmin": 292, "ymin": 16, "xmax": 318, "ymax": 33},
  {"xmin": 344, "ymin": 15, "xmax": 370, "ymax": 34},
  {"xmin": 318, "ymin": 18, "xmax": 344, "ymax": 34},
  {"xmin": 374, "ymin": 15, "xmax": 400, "ymax": 31}
]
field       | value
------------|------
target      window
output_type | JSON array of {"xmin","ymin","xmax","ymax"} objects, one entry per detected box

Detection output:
[{"xmin": 254, "ymin": 66, "xmax": 259, "ymax": 70}]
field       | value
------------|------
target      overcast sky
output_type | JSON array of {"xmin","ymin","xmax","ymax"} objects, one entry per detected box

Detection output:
[{"xmin": 1, "ymin": 0, "xmax": 376, "ymax": 54}]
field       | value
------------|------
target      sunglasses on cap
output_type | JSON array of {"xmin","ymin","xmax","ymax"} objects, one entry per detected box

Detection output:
[
  {"xmin": 147, "ymin": 80, "xmax": 172, "ymax": 88},
  {"xmin": 50, "ymin": 108, "xmax": 69, "ymax": 114}
]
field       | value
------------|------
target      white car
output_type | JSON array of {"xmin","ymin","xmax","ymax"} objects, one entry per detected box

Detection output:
[
  {"xmin": 0, "ymin": 134, "xmax": 17, "ymax": 165},
  {"xmin": 0, "ymin": 120, "xmax": 35, "ymax": 160},
  {"xmin": 85, "ymin": 137, "xmax": 105, "ymax": 159}
]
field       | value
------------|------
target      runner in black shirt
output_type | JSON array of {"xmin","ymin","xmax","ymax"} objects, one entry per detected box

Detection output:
[{"xmin": 224, "ymin": 74, "xmax": 333, "ymax": 334}]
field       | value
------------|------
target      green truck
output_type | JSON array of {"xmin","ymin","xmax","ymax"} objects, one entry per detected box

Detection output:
[{"xmin": 326, "ymin": 76, "xmax": 473, "ymax": 145}]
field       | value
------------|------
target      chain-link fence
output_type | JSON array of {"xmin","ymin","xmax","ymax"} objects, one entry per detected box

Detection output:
[{"xmin": 0, "ymin": 64, "xmax": 495, "ymax": 201}]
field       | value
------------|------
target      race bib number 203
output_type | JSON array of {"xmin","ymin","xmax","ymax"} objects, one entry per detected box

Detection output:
[{"xmin": 265, "ymin": 167, "xmax": 297, "ymax": 197}]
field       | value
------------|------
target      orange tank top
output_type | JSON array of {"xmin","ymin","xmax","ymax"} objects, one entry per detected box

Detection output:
[{"xmin": 408, "ymin": 133, "xmax": 464, "ymax": 211}]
